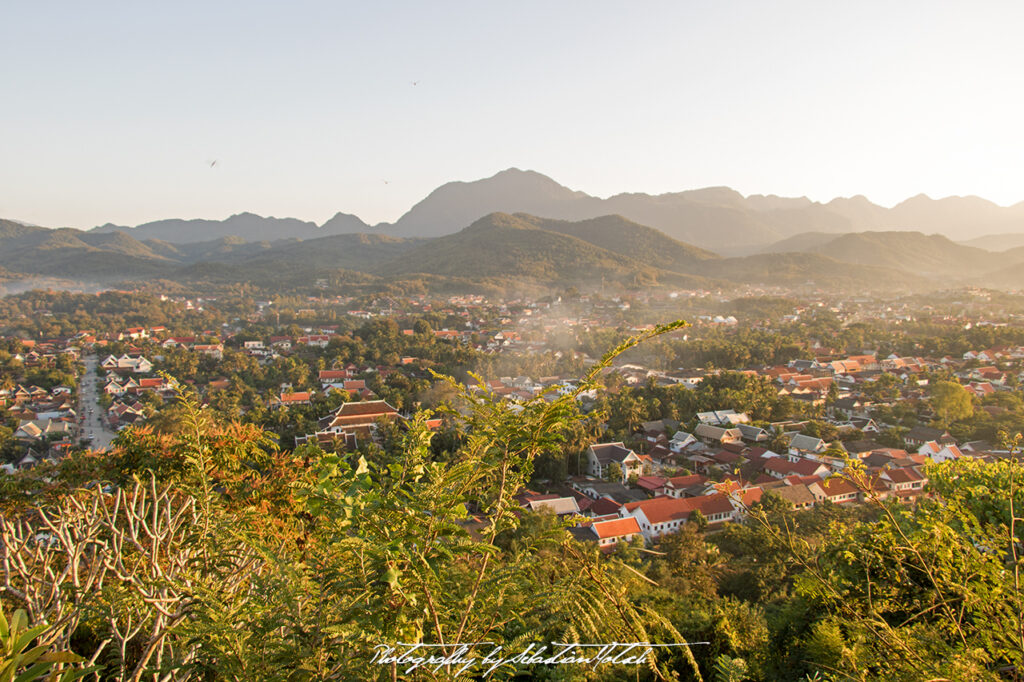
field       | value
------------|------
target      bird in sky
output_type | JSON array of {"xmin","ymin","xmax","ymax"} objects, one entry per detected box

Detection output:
[
  {"xmin": 209, "ymin": 159, "xmax": 218, "ymax": 168},
  {"xmin": 411, "ymin": 81, "xmax": 419, "ymax": 86}
]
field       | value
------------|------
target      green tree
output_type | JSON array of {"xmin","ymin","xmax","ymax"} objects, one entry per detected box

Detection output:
[
  {"xmin": 803, "ymin": 420, "xmax": 839, "ymax": 442},
  {"xmin": 930, "ymin": 380, "xmax": 974, "ymax": 426},
  {"xmin": 690, "ymin": 509, "xmax": 708, "ymax": 533},
  {"xmin": 864, "ymin": 373, "xmax": 902, "ymax": 402},
  {"xmin": 875, "ymin": 426, "xmax": 907, "ymax": 449},
  {"xmin": 606, "ymin": 461, "xmax": 623, "ymax": 483}
]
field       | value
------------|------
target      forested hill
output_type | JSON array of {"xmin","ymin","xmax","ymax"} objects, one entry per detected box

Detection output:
[
  {"xmin": 4, "ymin": 212, "xmax": 1023, "ymax": 294},
  {"xmin": 374, "ymin": 212, "xmax": 710, "ymax": 287},
  {"xmin": 518, "ymin": 213, "xmax": 718, "ymax": 271},
  {"xmin": 761, "ymin": 230, "xmax": 1017, "ymax": 278}
]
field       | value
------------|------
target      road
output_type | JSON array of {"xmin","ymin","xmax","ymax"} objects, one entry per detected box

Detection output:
[{"xmin": 78, "ymin": 354, "xmax": 118, "ymax": 451}]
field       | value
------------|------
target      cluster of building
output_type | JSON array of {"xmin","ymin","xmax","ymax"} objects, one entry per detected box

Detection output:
[
  {"xmin": 0, "ymin": 382, "xmax": 80, "ymax": 471},
  {"xmin": 97, "ymin": 351, "xmax": 176, "ymax": 428},
  {"xmin": 0, "ymin": 337, "xmax": 85, "ymax": 471},
  {"xmin": 294, "ymin": 399, "xmax": 406, "ymax": 450},
  {"xmin": 515, "ymin": 405, "xmax": 1009, "ymax": 551}
]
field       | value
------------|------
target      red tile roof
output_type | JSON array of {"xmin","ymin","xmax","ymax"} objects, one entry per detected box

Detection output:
[
  {"xmin": 592, "ymin": 517, "xmax": 641, "ymax": 539},
  {"xmin": 665, "ymin": 474, "xmax": 707, "ymax": 488},
  {"xmin": 884, "ymin": 468, "xmax": 925, "ymax": 483},
  {"xmin": 332, "ymin": 400, "xmax": 399, "ymax": 418},
  {"xmin": 628, "ymin": 493, "xmax": 733, "ymax": 525},
  {"xmin": 818, "ymin": 477, "xmax": 859, "ymax": 496},
  {"xmin": 734, "ymin": 488, "xmax": 764, "ymax": 506},
  {"xmin": 636, "ymin": 476, "xmax": 667, "ymax": 491},
  {"xmin": 589, "ymin": 498, "xmax": 622, "ymax": 516}
]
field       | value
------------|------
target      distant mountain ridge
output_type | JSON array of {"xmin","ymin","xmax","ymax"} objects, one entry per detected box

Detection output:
[
  {"xmin": 381, "ymin": 173, "xmax": 852, "ymax": 247},
  {"xmin": 4, "ymin": 187, "xmax": 1024, "ymax": 293},
  {"xmin": 91, "ymin": 212, "xmax": 340, "ymax": 243},
  {"xmin": 759, "ymin": 231, "xmax": 1015, "ymax": 278},
  {"xmin": 383, "ymin": 170, "xmax": 1024, "ymax": 246},
  {"xmin": 959, "ymin": 232, "xmax": 1024, "ymax": 251},
  {"xmin": 0, "ymin": 211, "xmax": 1020, "ymax": 292},
  {"xmin": 56, "ymin": 168, "xmax": 1024, "ymax": 248}
]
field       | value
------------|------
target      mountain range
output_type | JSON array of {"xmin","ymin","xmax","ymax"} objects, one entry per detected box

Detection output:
[
  {"xmin": 758, "ymin": 231, "xmax": 1017, "ymax": 279},
  {"xmin": 79, "ymin": 168, "xmax": 1024, "ymax": 250},
  {"xmin": 4, "ymin": 168, "xmax": 1024, "ymax": 294},
  {"xmin": 2, "ymin": 212, "xmax": 1013, "ymax": 295}
]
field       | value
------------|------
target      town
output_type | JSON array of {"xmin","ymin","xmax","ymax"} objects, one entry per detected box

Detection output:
[{"xmin": 3, "ymin": 286, "xmax": 1021, "ymax": 553}]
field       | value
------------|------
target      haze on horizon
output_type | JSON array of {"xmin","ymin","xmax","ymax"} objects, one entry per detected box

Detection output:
[{"xmin": 2, "ymin": 1, "xmax": 1023, "ymax": 230}]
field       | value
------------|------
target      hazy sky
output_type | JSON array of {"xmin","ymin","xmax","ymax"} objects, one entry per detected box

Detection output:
[{"xmin": 2, "ymin": 1, "xmax": 1023, "ymax": 229}]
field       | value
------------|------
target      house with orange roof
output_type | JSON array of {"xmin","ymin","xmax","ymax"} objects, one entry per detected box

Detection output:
[
  {"xmin": 879, "ymin": 467, "xmax": 927, "ymax": 502},
  {"xmin": 621, "ymin": 493, "xmax": 735, "ymax": 540},
  {"xmin": 277, "ymin": 391, "xmax": 312, "ymax": 407},
  {"xmin": 808, "ymin": 477, "xmax": 860, "ymax": 504},
  {"xmin": 660, "ymin": 474, "xmax": 709, "ymax": 498},
  {"xmin": 570, "ymin": 516, "xmax": 642, "ymax": 551},
  {"xmin": 918, "ymin": 442, "xmax": 964, "ymax": 463},
  {"xmin": 762, "ymin": 456, "xmax": 831, "ymax": 479}
]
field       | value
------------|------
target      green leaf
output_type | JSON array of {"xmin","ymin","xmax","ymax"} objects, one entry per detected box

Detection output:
[
  {"xmin": 11, "ymin": 610, "xmax": 27, "ymax": 637},
  {"xmin": 13, "ymin": 644, "xmax": 50, "ymax": 669},
  {"xmin": 56, "ymin": 667, "xmax": 105, "ymax": 682},
  {"xmin": 36, "ymin": 652, "xmax": 83, "ymax": 664},
  {"xmin": 15, "ymin": 662, "xmax": 55, "ymax": 682},
  {"xmin": 383, "ymin": 566, "xmax": 400, "ymax": 588},
  {"xmin": 12, "ymin": 626, "xmax": 48, "ymax": 658}
]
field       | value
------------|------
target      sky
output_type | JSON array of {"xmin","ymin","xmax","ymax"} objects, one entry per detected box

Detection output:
[{"xmin": 2, "ymin": 1, "xmax": 1023, "ymax": 229}]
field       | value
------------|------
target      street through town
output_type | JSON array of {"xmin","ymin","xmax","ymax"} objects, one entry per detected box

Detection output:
[{"xmin": 79, "ymin": 354, "xmax": 117, "ymax": 450}]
